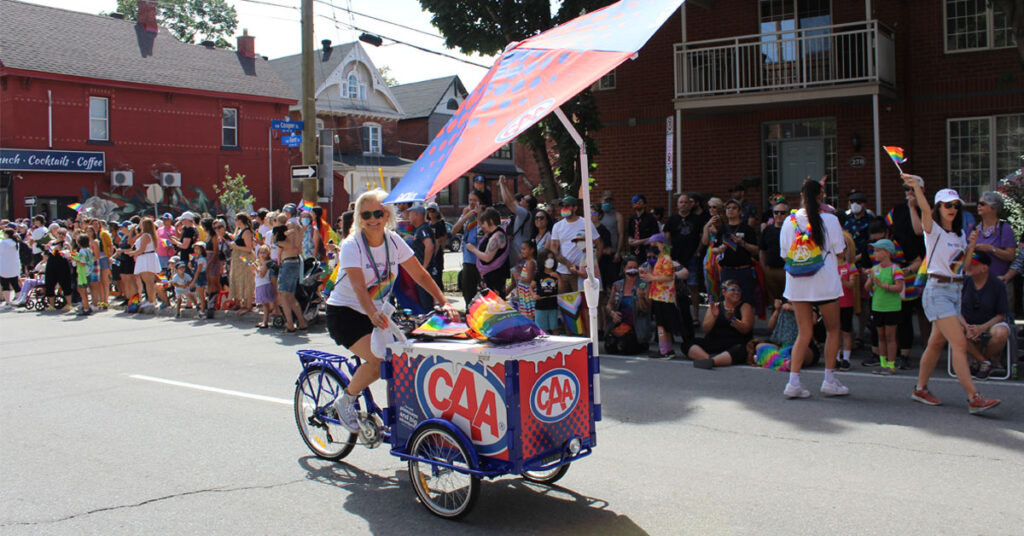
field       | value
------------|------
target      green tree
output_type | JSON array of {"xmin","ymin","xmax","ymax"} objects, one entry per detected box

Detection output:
[
  {"xmin": 112, "ymin": 0, "xmax": 239, "ymax": 49},
  {"xmin": 419, "ymin": 0, "xmax": 616, "ymax": 203},
  {"xmin": 378, "ymin": 65, "xmax": 399, "ymax": 86},
  {"xmin": 213, "ymin": 165, "xmax": 255, "ymax": 215}
]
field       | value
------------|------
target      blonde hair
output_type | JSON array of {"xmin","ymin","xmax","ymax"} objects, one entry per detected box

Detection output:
[
  {"xmin": 139, "ymin": 217, "xmax": 158, "ymax": 249},
  {"xmin": 350, "ymin": 189, "xmax": 396, "ymax": 235}
]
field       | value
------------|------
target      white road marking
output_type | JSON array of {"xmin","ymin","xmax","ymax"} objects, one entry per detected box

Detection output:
[{"xmin": 128, "ymin": 374, "xmax": 292, "ymax": 405}]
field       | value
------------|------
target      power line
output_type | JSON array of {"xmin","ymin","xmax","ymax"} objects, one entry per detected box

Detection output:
[{"xmin": 311, "ymin": 0, "xmax": 442, "ymax": 39}]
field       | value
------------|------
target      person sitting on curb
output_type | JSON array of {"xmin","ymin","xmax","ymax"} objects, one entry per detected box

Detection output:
[
  {"xmin": 684, "ymin": 279, "xmax": 754, "ymax": 369},
  {"xmin": 960, "ymin": 251, "xmax": 1011, "ymax": 379}
]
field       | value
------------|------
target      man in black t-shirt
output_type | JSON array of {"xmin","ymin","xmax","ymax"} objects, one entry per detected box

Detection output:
[
  {"xmin": 626, "ymin": 194, "xmax": 659, "ymax": 259},
  {"xmin": 426, "ymin": 203, "xmax": 447, "ymax": 291},
  {"xmin": 961, "ymin": 252, "xmax": 1011, "ymax": 378},
  {"xmin": 758, "ymin": 201, "xmax": 788, "ymax": 304},
  {"xmin": 175, "ymin": 212, "xmax": 198, "ymax": 266},
  {"xmin": 409, "ymin": 206, "xmax": 436, "ymax": 309},
  {"xmin": 665, "ymin": 193, "xmax": 708, "ymax": 321}
]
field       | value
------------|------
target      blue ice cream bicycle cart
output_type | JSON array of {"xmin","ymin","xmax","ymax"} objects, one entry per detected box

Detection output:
[{"xmin": 293, "ymin": 333, "xmax": 601, "ymax": 519}]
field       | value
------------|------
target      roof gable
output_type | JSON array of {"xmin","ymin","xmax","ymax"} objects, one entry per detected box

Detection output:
[
  {"xmin": 391, "ymin": 76, "xmax": 468, "ymax": 119},
  {"xmin": 0, "ymin": 0, "xmax": 295, "ymax": 101}
]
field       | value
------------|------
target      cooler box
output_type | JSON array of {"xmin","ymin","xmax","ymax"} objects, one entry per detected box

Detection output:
[{"xmin": 382, "ymin": 335, "xmax": 600, "ymax": 475}]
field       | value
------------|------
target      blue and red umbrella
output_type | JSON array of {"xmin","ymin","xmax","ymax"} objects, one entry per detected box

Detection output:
[{"xmin": 385, "ymin": 0, "xmax": 684, "ymax": 204}]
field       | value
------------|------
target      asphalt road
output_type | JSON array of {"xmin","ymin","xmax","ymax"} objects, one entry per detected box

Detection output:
[{"xmin": 2, "ymin": 308, "xmax": 1022, "ymax": 535}]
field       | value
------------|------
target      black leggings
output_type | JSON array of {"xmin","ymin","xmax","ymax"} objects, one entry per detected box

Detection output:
[{"xmin": 44, "ymin": 267, "xmax": 73, "ymax": 298}]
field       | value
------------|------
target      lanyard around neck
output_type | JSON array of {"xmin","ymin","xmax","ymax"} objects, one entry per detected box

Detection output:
[{"xmin": 360, "ymin": 231, "xmax": 390, "ymax": 290}]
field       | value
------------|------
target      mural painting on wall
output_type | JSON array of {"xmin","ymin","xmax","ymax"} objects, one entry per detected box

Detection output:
[{"xmin": 78, "ymin": 184, "xmax": 226, "ymax": 220}]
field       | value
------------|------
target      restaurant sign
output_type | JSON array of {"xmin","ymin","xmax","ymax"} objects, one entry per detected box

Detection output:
[{"xmin": 0, "ymin": 148, "xmax": 106, "ymax": 173}]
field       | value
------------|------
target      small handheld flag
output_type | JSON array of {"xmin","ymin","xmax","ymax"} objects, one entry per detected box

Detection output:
[
  {"xmin": 300, "ymin": 200, "xmax": 315, "ymax": 211},
  {"xmin": 882, "ymin": 146, "xmax": 906, "ymax": 174},
  {"xmin": 67, "ymin": 203, "xmax": 83, "ymax": 212}
]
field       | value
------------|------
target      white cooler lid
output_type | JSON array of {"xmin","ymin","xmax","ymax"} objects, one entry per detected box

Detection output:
[{"xmin": 389, "ymin": 335, "xmax": 589, "ymax": 364}]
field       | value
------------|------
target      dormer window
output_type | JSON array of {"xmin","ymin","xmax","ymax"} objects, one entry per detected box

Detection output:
[
  {"xmin": 347, "ymin": 74, "xmax": 359, "ymax": 99},
  {"xmin": 341, "ymin": 72, "xmax": 368, "ymax": 101},
  {"xmin": 446, "ymin": 98, "xmax": 459, "ymax": 110}
]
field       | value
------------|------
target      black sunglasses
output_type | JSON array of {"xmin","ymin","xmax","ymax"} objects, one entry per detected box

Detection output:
[
  {"xmin": 903, "ymin": 187, "xmax": 914, "ymax": 192},
  {"xmin": 360, "ymin": 210, "xmax": 385, "ymax": 220},
  {"xmin": 977, "ymin": 201, "xmax": 988, "ymax": 207},
  {"xmin": 773, "ymin": 210, "xmax": 788, "ymax": 215},
  {"xmin": 940, "ymin": 202, "xmax": 961, "ymax": 210}
]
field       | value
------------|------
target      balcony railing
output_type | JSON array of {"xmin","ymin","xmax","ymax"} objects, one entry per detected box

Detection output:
[{"xmin": 675, "ymin": 20, "xmax": 895, "ymax": 99}]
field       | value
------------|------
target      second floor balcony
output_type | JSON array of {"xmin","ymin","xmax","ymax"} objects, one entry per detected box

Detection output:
[{"xmin": 674, "ymin": 20, "xmax": 896, "ymax": 109}]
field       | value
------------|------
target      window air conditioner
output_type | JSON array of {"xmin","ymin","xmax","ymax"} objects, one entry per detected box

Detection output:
[
  {"xmin": 111, "ymin": 170, "xmax": 133, "ymax": 187},
  {"xmin": 160, "ymin": 172, "xmax": 182, "ymax": 188}
]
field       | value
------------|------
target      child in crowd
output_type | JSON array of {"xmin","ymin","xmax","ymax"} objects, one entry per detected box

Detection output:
[
  {"xmin": 190, "ymin": 242, "xmax": 208, "ymax": 321},
  {"xmin": 170, "ymin": 261, "xmax": 194, "ymax": 318},
  {"xmin": 511, "ymin": 240, "xmax": 537, "ymax": 321},
  {"xmin": 534, "ymin": 249, "xmax": 560, "ymax": 334},
  {"xmin": 71, "ymin": 234, "xmax": 94, "ymax": 316},
  {"xmin": 252, "ymin": 245, "xmax": 277, "ymax": 328},
  {"xmin": 865, "ymin": 239, "xmax": 904, "ymax": 375},
  {"xmin": 837, "ymin": 245, "xmax": 859, "ymax": 371},
  {"xmin": 641, "ymin": 234, "xmax": 685, "ymax": 359}
]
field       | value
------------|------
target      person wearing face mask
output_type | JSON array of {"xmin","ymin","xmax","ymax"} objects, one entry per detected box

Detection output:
[
  {"xmin": 548, "ymin": 196, "xmax": 599, "ymax": 293},
  {"xmin": 599, "ymin": 191, "xmax": 625, "ymax": 267},
  {"xmin": 641, "ymin": 233, "xmax": 688, "ymax": 359},
  {"xmin": 453, "ymin": 189, "xmax": 486, "ymax": 307},
  {"xmin": 626, "ymin": 194, "xmax": 659, "ymax": 259},
  {"xmin": 604, "ymin": 256, "xmax": 646, "ymax": 355},
  {"xmin": 534, "ymin": 249, "xmax": 561, "ymax": 334},
  {"xmin": 843, "ymin": 190, "xmax": 874, "ymax": 266}
]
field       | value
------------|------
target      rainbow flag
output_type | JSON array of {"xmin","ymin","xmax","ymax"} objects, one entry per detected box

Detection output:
[
  {"xmin": 255, "ymin": 231, "xmax": 264, "ymax": 243},
  {"xmin": 239, "ymin": 256, "xmax": 259, "ymax": 268},
  {"xmin": 703, "ymin": 248, "xmax": 722, "ymax": 302},
  {"xmin": 300, "ymin": 200, "xmax": 316, "ymax": 211},
  {"xmin": 161, "ymin": 238, "xmax": 173, "ymax": 248},
  {"xmin": 722, "ymin": 235, "xmax": 738, "ymax": 250},
  {"xmin": 753, "ymin": 344, "xmax": 792, "ymax": 372},
  {"xmin": 156, "ymin": 273, "xmax": 168, "ymax": 283},
  {"xmin": 412, "ymin": 314, "xmax": 470, "ymax": 338},
  {"xmin": 67, "ymin": 203, "xmax": 83, "ymax": 212},
  {"xmin": 885, "ymin": 209, "xmax": 895, "ymax": 227},
  {"xmin": 903, "ymin": 261, "xmax": 927, "ymax": 301},
  {"xmin": 557, "ymin": 292, "xmax": 585, "ymax": 335},
  {"xmin": 883, "ymin": 146, "xmax": 907, "ymax": 164},
  {"xmin": 467, "ymin": 289, "xmax": 543, "ymax": 343}
]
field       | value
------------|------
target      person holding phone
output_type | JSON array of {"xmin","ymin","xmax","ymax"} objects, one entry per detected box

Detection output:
[{"xmin": 712, "ymin": 198, "xmax": 759, "ymax": 306}]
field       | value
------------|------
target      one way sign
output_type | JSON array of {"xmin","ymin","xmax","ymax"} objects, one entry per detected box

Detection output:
[{"xmin": 290, "ymin": 165, "xmax": 318, "ymax": 179}]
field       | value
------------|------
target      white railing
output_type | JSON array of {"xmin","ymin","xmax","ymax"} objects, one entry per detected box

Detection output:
[{"xmin": 675, "ymin": 21, "xmax": 895, "ymax": 98}]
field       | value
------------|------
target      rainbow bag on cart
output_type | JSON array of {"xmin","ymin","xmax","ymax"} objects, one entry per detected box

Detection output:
[{"xmin": 467, "ymin": 289, "xmax": 545, "ymax": 344}]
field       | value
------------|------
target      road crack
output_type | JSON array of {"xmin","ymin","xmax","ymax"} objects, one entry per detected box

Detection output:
[{"xmin": 3, "ymin": 479, "xmax": 307, "ymax": 527}]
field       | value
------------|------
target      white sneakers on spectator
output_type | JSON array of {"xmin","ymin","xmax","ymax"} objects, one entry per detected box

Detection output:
[{"xmin": 821, "ymin": 379, "xmax": 850, "ymax": 397}]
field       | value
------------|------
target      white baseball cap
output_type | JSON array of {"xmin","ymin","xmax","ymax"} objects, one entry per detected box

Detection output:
[{"xmin": 934, "ymin": 189, "xmax": 962, "ymax": 204}]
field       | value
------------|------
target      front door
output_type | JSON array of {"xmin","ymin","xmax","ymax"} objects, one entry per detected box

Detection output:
[{"xmin": 780, "ymin": 139, "xmax": 824, "ymax": 194}]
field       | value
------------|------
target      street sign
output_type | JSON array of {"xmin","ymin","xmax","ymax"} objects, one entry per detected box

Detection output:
[
  {"xmin": 272, "ymin": 120, "xmax": 303, "ymax": 131},
  {"xmin": 291, "ymin": 165, "xmax": 318, "ymax": 179},
  {"xmin": 282, "ymin": 135, "xmax": 302, "ymax": 147},
  {"xmin": 145, "ymin": 183, "xmax": 164, "ymax": 204},
  {"xmin": 24, "ymin": 196, "xmax": 36, "ymax": 207}
]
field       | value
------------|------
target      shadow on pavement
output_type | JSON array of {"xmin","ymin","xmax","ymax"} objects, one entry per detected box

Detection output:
[{"xmin": 297, "ymin": 456, "xmax": 647, "ymax": 535}]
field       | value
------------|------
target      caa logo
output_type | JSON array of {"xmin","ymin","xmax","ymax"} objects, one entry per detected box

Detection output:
[
  {"xmin": 415, "ymin": 357, "xmax": 507, "ymax": 456},
  {"xmin": 529, "ymin": 369, "xmax": 580, "ymax": 423},
  {"xmin": 495, "ymin": 98, "xmax": 555, "ymax": 144}
]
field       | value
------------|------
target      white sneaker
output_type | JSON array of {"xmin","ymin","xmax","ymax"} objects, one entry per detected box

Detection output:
[
  {"xmin": 821, "ymin": 379, "xmax": 850, "ymax": 397},
  {"xmin": 784, "ymin": 383, "xmax": 810, "ymax": 399},
  {"xmin": 331, "ymin": 394, "xmax": 361, "ymax": 433}
]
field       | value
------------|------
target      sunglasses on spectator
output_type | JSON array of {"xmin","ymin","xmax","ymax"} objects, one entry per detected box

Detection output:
[
  {"xmin": 903, "ymin": 187, "xmax": 914, "ymax": 192},
  {"xmin": 709, "ymin": 205, "xmax": 722, "ymax": 210},
  {"xmin": 773, "ymin": 210, "xmax": 788, "ymax": 215},
  {"xmin": 978, "ymin": 201, "xmax": 988, "ymax": 207},
  {"xmin": 724, "ymin": 287, "xmax": 741, "ymax": 293},
  {"xmin": 940, "ymin": 202, "xmax": 961, "ymax": 210},
  {"xmin": 360, "ymin": 210, "xmax": 385, "ymax": 220}
]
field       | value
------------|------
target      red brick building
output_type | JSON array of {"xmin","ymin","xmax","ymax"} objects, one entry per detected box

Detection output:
[
  {"xmin": 0, "ymin": 0, "xmax": 295, "ymax": 220},
  {"xmin": 591, "ymin": 0, "xmax": 1022, "ymax": 217}
]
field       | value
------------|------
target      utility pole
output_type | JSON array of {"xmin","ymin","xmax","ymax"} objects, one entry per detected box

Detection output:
[{"xmin": 300, "ymin": 0, "xmax": 318, "ymax": 203}]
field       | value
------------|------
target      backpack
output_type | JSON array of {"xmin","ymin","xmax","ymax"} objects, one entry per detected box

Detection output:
[{"xmin": 784, "ymin": 214, "xmax": 825, "ymax": 277}]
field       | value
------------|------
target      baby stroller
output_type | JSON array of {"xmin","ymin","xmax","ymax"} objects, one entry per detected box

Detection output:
[
  {"xmin": 271, "ymin": 260, "xmax": 326, "ymax": 328},
  {"xmin": 26, "ymin": 287, "xmax": 66, "ymax": 311}
]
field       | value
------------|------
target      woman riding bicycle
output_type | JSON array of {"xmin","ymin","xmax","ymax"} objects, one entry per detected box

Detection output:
[{"xmin": 327, "ymin": 189, "xmax": 459, "ymax": 432}]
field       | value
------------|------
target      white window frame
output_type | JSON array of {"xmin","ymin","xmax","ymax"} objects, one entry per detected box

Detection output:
[
  {"xmin": 362, "ymin": 122, "xmax": 381, "ymax": 154},
  {"xmin": 946, "ymin": 113, "xmax": 1024, "ymax": 204},
  {"xmin": 222, "ymin": 108, "xmax": 238, "ymax": 147},
  {"xmin": 347, "ymin": 74, "xmax": 359, "ymax": 99},
  {"xmin": 943, "ymin": 0, "xmax": 1015, "ymax": 53},
  {"xmin": 597, "ymin": 70, "xmax": 616, "ymax": 90},
  {"xmin": 89, "ymin": 96, "xmax": 109, "ymax": 141}
]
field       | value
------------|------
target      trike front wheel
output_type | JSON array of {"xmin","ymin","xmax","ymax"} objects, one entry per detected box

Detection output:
[
  {"xmin": 407, "ymin": 425, "xmax": 479, "ymax": 519},
  {"xmin": 522, "ymin": 463, "xmax": 570, "ymax": 485},
  {"xmin": 293, "ymin": 367, "xmax": 357, "ymax": 460}
]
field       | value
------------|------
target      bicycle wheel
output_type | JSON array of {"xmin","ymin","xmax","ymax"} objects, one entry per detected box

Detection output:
[
  {"xmin": 407, "ymin": 425, "xmax": 479, "ymax": 519},
  {"xmin": 293, "ymin": 367, "xmax": 357, "ymax": 460},
  {"xmin": 522, "ymin": 463, "xmax": 570, "ymax": 485}
]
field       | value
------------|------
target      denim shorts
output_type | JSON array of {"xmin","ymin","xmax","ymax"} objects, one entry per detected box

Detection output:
[
  {"xmin": 922, "ymin": 280, "xmax": 962, "ymax": 321},
  {"xmin": 277, "ymin": 257, "xmax": 300, "ymax": 294},
  {"xmin": 686, "ymin": 256, "xmax": 701, "ymax": 286},
  {"xmin": 535, "ymin": 308, "xmax": 559, "ymax": 332}
]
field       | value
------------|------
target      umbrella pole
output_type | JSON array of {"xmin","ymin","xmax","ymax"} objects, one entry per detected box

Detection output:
[{"xmin": 554, "ymin": 108, "xmax": 599, "ymax": 356}]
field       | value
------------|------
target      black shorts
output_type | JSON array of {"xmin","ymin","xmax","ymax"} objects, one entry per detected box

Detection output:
[
  {"xmin": 0, "ymin": 277, "xmax": 20, "ymax": 292},
  {"xmin": 840, "ymin": 307, "xmax": 853, "ymax": 333},
  {"xmin": 872, "ymin": 310, "xmax": 900, "ymax": 327},
  {"xmin": 326, "ymin": 305, "xmax": 374, "ymax": 349}
]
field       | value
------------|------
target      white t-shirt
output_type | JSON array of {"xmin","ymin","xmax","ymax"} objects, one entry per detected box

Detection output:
[
  {"xmin": 0, "ymin": 238, "xmax": 21, "ymax": 277},
  {"xmin": 550, "ymin": 217, "xmax": 598, "ymax": 275},
  {"xmin": 30, "ymin": 227, "xmax": 46, "ymax": 254},
  {"xmin": 780, "ymin": 209, "xmax": 845, "ymax": 302},
  {"xmin": 326, "ymin": 231, "xmax": 413, "ymax": 313},
  {"xmin": 923, "ymin": 225, "xmax": 967, "ymax": 278}
]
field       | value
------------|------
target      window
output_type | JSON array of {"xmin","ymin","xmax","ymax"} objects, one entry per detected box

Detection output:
[
  {"xmin": 347, "ymin": 74, "xmax": 359, "ymax": 99},
  {"xmin": 222, "ymin": 108, "xmax": 238, "ymax": 147},
  {"xmin": 437, "ymin": 185, "xmax": 451, "ymax": 205},
  {"xmin": 945, "ymin": 0, "xmax": 1015, "ymax": 52},
  {"xmin": 89, "ymin": 97, "xmax": 108, "ymax": 141},
  {"xmin": 446, "ymin": 98, "xmax": 459, "ymax": 110},
  {"xmin": 491, "ymin": 142, "xmax": 513, "ymax": 160},
  {"xmin": 361, "ymin": 123, "xmax": 381, "ymax": 154},
  {"xmin": 762, "ymin": 118, "xmax": 838, "ymax": 205},
  {"xmin": 948, "ymin": 114, "xmax": 1024, "ymax": 203},
  {"xmin": 597, "ymin": 70, "xmax": 616, "ymax": 90},
  {"xmin": 759, "ymin": 0, "xmax": 831, "ymax": 63}
]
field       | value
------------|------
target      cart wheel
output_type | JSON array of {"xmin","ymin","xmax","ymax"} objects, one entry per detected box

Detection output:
[
  {"xmin": 272, "ymin": 316, "xmax": 285, "ymax": 329},
  {"xmin": 293, "ymin": 367, "xmax": 357, "ymax": 460},
  {"xmin": 522, "ymin": 464, "xmax": 570, "ymax": 485},
  {"xmin": 32, "ymin": 298, "xmax": 44, "ymax": 311},
  {"xmin": 407, "ymin": 425, "xmax": 479, "ymax": 519}
]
